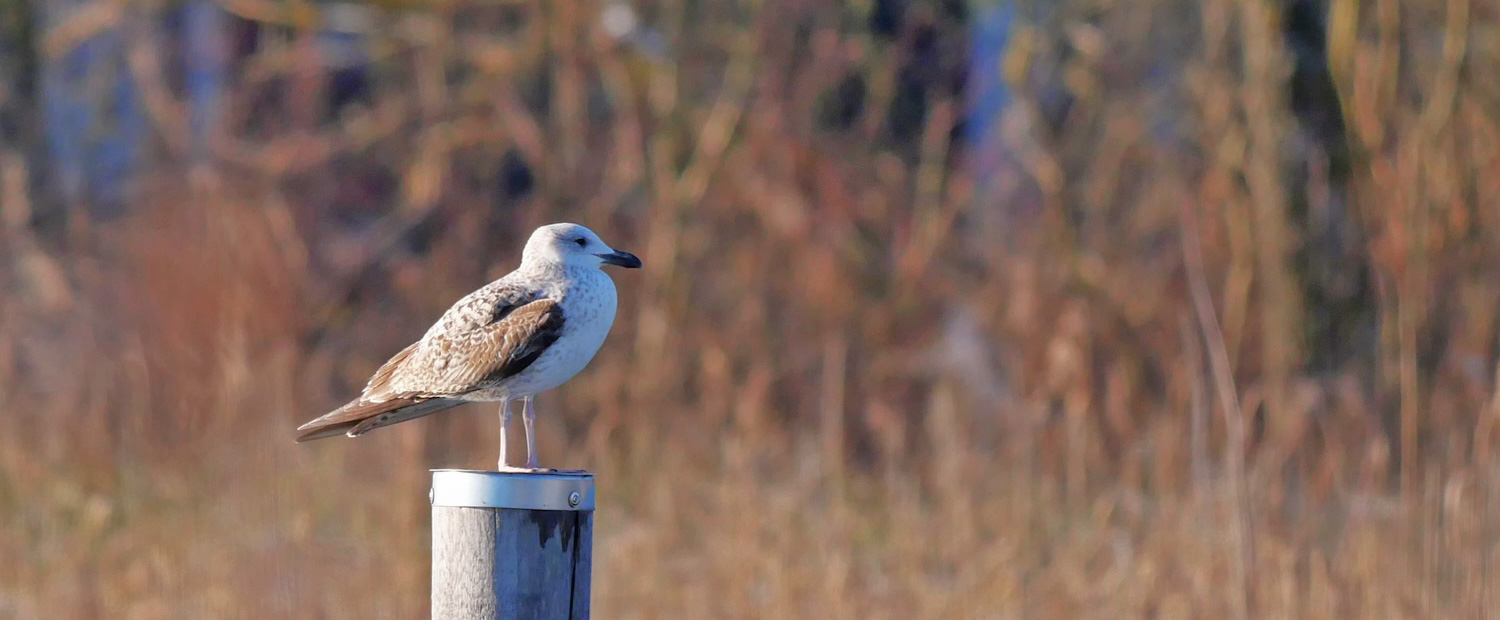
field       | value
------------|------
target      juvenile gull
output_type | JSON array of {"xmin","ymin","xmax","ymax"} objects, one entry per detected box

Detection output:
[{"xmin": 295, "ymin": 223, "xmax": 641, "ymax": 471}]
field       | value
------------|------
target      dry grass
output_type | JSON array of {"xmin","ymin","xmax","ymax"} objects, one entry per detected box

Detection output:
[{"xmin": 3, "ymin": 0, "xmax": 1500, "ymax": 618}]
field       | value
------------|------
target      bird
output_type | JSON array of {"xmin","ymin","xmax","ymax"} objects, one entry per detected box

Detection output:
[{"xmin": 295, "ymin": 223, "xmax": 641, "ymax": 472}]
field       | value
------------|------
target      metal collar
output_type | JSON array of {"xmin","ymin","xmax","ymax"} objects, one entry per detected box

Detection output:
[{"xmin": 430, "ymin": 469, "xmax": 595, "ymax": 511}]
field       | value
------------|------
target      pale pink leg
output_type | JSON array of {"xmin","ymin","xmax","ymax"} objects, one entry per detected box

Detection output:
[
  {"xmin": 522, "ymin": 396, "xmax": 540, "ymax": 470},
  {"xmin": 497, "ymin": 398, "xmax": 512, "ymax": 471}
]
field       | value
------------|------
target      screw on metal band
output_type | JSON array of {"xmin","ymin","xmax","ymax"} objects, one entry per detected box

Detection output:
[{"xmin": 430, "ymin": 469, "xmax": 595, "ymax": 511}]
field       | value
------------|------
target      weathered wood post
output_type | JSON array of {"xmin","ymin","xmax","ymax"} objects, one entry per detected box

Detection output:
[{"xmin": 431, "ymin": 469, "xmax": 594, "ymax": 620}]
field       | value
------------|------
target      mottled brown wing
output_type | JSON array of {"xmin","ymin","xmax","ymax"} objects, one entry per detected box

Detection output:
[
  {"xmin": 294, "ymin": 298, "xmax": 564, "ymax": 442},
  {"xmin": 391, "ymin": 298, "xmax": 564, "ymax": 395}
]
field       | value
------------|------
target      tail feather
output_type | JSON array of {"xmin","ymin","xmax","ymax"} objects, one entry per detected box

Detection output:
[
  {"xmin": 295, "ymin": 396, "xmax": 462, "ymax": 442},
  {"xmin": 294, "ymin": 420, "xmax": 362, "ymax": 442},
  {"xmin": 348, "ymin": 398, "xmax": 464, "ymax": 436}
]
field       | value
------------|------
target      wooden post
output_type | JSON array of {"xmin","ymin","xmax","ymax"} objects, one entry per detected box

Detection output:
[{"xmin": 431, "ymin": 470, "xmax": 594, "ymax": 620}]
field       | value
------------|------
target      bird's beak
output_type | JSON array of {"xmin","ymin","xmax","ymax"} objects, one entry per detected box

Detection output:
[{"xmin": 598, "ymin": 250, "xmax": 642, "ymax": 268}]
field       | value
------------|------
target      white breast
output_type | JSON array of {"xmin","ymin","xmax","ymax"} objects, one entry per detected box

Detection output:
[{"xmin": 502, "ymin": 268, "xmax": 618, "ymax": 397}]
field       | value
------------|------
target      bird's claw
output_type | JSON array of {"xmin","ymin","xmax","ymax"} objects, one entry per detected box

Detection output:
[{"xmin": 496, "ymin": 465, "xmax": 552, "ymax": 474}]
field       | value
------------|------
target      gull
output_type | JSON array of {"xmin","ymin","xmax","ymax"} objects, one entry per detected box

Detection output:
[{"xmin": 295, "ymin": 223, "xmax": 641, "ymax": 471}]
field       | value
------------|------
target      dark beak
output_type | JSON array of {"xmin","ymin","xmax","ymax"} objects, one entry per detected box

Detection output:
[{"xmin": 598, "ymin": 250, "xmax": 642, "ymax": 269}]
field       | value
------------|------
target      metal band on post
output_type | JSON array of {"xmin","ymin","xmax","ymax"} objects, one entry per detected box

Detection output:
[
  {"xmin": 430, "ymin": 469, "xmax": 596, "ymax": 511},
  {"xmin": 431, "ymin": 470, "xmax": 595, "ymax": 620}
]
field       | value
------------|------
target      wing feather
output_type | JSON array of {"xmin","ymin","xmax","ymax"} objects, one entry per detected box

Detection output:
[{"xmin": 395, "ymin": 297, "xmax": 564, "ymax": 394}]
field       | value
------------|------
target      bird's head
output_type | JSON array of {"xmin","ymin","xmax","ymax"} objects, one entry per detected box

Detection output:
[{"xmin": 522, "ymin": 223, "xmax": 642, "ymax": 271}]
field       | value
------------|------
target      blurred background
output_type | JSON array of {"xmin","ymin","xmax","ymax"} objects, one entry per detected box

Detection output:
[{"xmin": 1, "ymin": 0, "xmax": 1498, "ymax": 617}]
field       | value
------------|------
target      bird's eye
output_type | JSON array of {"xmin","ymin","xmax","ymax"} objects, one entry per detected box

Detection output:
[{"xmin": 574, "ymin": 238, "xmax": 588, "ymax": 247}]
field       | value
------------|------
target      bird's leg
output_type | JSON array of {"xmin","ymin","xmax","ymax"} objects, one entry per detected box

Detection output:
[
  {"xmin": 522, "ymin": 396, "xmax": 541, "ymax": 470},
  {"xmin": 497, "ymin": 398, "xmax": 512, "ymax": 471}
]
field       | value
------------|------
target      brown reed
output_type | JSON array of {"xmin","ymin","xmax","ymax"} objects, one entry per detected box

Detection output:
[{"xmin": 2, "ymin": 0, "xmax": 1499, "ymax": 618}]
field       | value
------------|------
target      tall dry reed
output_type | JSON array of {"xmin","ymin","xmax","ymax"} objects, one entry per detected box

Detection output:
[{"xmin": 2, "ymin": 0, "xmax": 1499, "ymax": 618}]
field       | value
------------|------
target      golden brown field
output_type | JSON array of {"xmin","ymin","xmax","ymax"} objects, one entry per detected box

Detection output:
[{"xmin": 2, "ymin": 0, "xmax": 1499, "ymax": 618}]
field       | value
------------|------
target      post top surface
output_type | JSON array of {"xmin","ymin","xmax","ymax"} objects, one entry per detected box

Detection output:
[{"xmin": 430, "ymin": 469, "xmax": 596, "ymax": 511}]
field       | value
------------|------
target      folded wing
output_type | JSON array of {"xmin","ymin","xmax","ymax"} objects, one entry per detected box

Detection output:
[{"xmin": 295, "ymin": 295, "xmax": 565, "ymax": 442}]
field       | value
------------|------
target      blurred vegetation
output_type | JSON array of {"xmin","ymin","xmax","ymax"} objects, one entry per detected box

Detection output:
[{"xmin": 2, "ymin": 0, "xmax": 1500, "ymax": 618}]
